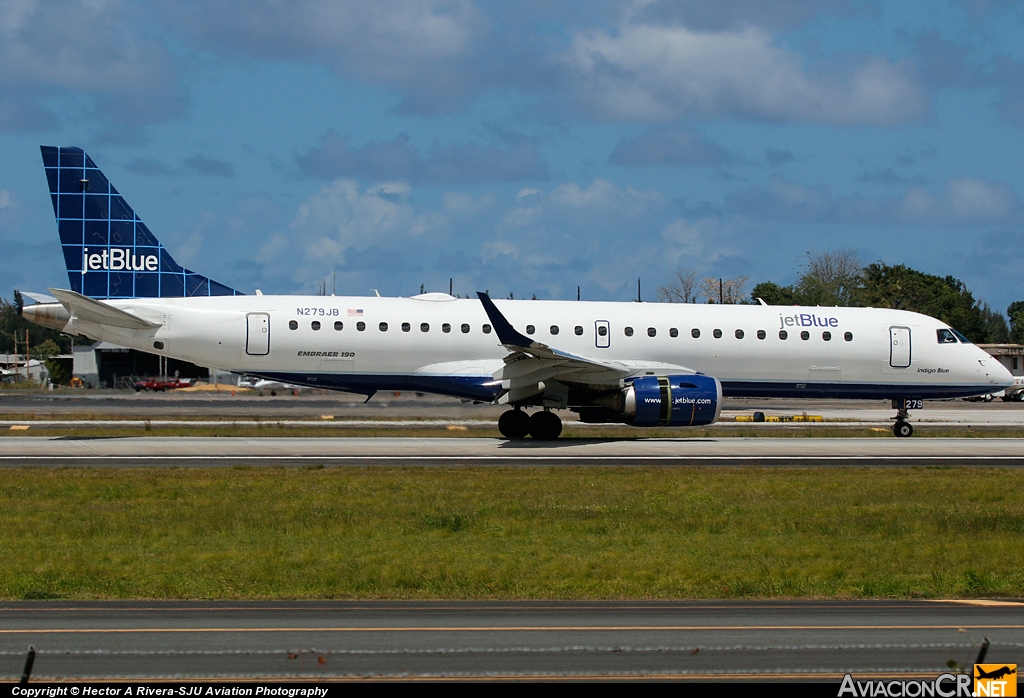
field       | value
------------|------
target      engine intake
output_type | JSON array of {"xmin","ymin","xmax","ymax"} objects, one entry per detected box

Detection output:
[{"xmin": 624, "ymin": 374, "xmax": 722, "ymax": 427}]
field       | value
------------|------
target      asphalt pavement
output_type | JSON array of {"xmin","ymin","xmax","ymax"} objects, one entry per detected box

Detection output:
[
  {"xmin": 2, "ymin": 436, "xmax": 1024, "ymax": 467},
  {"xmin": 1, "ymin": 600, "xmax": 1019, "ymax": 680}
]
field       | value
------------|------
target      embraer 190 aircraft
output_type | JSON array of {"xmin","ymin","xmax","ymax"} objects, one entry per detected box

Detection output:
[{"xmin": 22, "ymin": 147, "xmax": 1013, "ymax": 439}]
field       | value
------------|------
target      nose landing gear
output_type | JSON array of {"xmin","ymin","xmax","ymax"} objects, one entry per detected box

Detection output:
[
  {"xmin": 890, "ymin": 399, "xmax": 921, "ymax": 437},
  {"xmin": 892, "ymin": 404, "xmax": 913, "ymax": 438}
]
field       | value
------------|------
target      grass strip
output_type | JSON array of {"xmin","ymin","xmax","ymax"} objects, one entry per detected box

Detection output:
[{"xmin": 1, "ymin": 466, "xmax": 1022, "ymax": 600}]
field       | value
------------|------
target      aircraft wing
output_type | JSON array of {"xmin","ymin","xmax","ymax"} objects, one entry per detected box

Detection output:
[
  {"xmin": 49, "ymin": 288, "xmax": 160, "ymax": 330},
  {"xmin": 476, "ymin": 292, "xmax": 692, "ymax": 405}
]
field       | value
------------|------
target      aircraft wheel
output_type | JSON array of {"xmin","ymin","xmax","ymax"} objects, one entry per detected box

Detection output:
[
  {"xmin": 984, "ymin": 394, "xmax": 994, "ymax": 402},
  {"xmin": 498, "ymin": 409, "xmax": 530, "ymax": 439},
  {"xmin": 529, "ymin": 410, "xmax": 562, "ymax": 441},
  {"xmin": 893, "ymin": 421, "xmax": 913, "ymax": 438}
]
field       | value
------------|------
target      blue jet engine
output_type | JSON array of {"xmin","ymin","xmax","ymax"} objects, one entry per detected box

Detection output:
[{"xmin": 624, "ymin": 374, "xmax": 722, "ymax": 427}]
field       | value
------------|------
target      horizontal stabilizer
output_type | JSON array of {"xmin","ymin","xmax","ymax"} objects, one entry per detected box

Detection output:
[
  {"xmin": 49, "ymin": 288, "xmax": 160, "ymax": 330},
  {"xmin": 21, "ymin": 291, "xmax": 58, "ymax": 304}
]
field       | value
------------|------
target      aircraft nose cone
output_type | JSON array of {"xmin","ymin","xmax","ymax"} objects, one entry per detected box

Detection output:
[{"xmin": 987, "ymin": 352, "xmax": 1015, "ymax": 388}]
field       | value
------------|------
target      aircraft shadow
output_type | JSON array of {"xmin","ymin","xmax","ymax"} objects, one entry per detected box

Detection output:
[{"xmin": 496, "ymin": 437, "xmax": 718, "ymax": 448}]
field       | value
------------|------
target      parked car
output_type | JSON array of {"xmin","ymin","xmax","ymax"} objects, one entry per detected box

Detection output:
[{"xmin": 133, "ymin": 378, "xmax": 191, "ymax": 392}]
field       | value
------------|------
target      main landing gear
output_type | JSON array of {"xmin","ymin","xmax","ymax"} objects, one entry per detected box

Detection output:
[{"xmin": 498, "ymin": 408, "xmax": 562, "ymax": 441}]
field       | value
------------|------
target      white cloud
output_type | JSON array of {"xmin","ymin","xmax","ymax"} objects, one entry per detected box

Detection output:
[
  {"xmin": 166, "ymin": 0, "xmax": 485, "ymax": 113},
  {"xmin": 258, "ymin": 179, "xmax": 450, "ymax": 283},
  {"xmin": 0, "ymin": 0, "xmax": 186, "ymax": 129},
  {"xmin": 0, "ymin": 190, "xmax": 11, "ymax": 210},
  {"xmin": 727, "ymin": 174, "xmax": 1023, "ymax": 225},
  {"xmin": 561, "ymin": 23, "xmax": 926, "ymax": 124},
  {"xmin": 252, "ymin": 177, "xmax": 743, "ymax": 298}
]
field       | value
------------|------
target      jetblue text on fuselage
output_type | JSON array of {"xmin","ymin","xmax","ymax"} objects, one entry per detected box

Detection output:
[
  {"xmin": 81, "ymin": 248, "xmax": 158, "ymax": 273},
  {"xmin": 779, "ymin": 312, "xmax": 839, "ymax": 329}
]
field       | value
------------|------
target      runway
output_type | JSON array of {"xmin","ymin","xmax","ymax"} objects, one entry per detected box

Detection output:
[
  {"xmin": 1, "ymin": 600, "xmax": 1019, "ymax": 680},
  {"xmin": 3, "ymin": 391, "xmax": 1023, "ymax": 425},
  {"xmin": 2, "ymin": 436, "xmax": 1024, "ymax": 467}
]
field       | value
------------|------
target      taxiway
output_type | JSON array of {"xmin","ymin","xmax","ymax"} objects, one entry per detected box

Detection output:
[
  {"xmin": 1, "ymin": 600, "xmax": 1019, "ymax": 680},
  {"xmin": 2, "ymin": 436, "xmax": 1024, "ymax": 467}
]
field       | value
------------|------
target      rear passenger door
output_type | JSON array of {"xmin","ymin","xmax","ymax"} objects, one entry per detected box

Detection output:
[{"xmin": 246, "ymin": 313, "xmax": 270, "ymax": 355}]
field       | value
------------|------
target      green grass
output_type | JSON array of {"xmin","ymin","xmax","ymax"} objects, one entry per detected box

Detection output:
[{"xmin": 1, "ymin": 466, "xmax": 1022, "ymax": 600}]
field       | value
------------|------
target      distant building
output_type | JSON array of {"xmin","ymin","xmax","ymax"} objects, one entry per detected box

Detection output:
[
  {"xmin": 979, "ymin": 344, "xmax": 1024, "ymax": 400},
  {"xmin": 72, "ymin": 341, "xmax": 215, "ymax": 388},
  {"xmin": 0, "ymin": 354, "xmax": 46, "ymax": 383},
  {"xmin": 979, "ymin": 344, "xmax": 1024, "ymax": 376}
]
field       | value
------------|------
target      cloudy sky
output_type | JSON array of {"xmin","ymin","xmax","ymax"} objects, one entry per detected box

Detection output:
[{"xmin": 1, "ymin": 0, "xmax": 1023, "ymax": 312}]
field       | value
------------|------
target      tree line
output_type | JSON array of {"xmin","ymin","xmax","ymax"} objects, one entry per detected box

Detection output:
[
  {"xmin": 659, "ymin": 248, "xmax": 1024, "ymax": 345},
  {"xmin": 1, "ymin": 292, "xmax": 78, "ymax": 384}
]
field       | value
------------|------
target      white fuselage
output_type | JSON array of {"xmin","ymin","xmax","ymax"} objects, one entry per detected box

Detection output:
[{"xmin": 61, "ymin": 293, "xmax": 1012, "ymax": 403}]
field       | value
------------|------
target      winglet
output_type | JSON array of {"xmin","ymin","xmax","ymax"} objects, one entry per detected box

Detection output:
[{"xmin": 476, "ymin": 292, "xmax": 533, "ymax": 348}]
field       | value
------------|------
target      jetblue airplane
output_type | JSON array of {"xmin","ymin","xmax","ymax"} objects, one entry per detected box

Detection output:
[{"xmin": 22, "ymin": 146, "xmax": 1014, "ymax": 439}]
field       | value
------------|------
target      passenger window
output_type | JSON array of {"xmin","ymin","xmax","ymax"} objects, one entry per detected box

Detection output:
[
  {"xmin": 401, "ymin": 322, "xmax": 410, "ymax": 332},
  {"xmin": 550, "ymin": 325, "xmax": 559, "ymax": 335},
  {"xmin": 311, "ymin": 321, "xmax": 321, "ymax": 331},
  {"xmin": 822, "ymin": 331, "xmax": 831, "ymax": 341},
  {"xmin": 669, "ymin": 328, "xmax": 678, "ymax": 338},
  {"xmin": 844, "ymin": 332, "xmax": 853, "ymax": 341},
  {"xmin": 461, "ymin": 323, "xmax": 470, "ymax": 333},
  {"xmin": 713, "ymin": 329, "xmax": 722, "ymax": 339},
  {"xmin": 624, "ymin": 327, "xmax": 634, "ymax": 337},
  {"xmin": 334, "ymin": 321, "xmax": 343, "ymax": 331},
  {"xmin": 936, "ymin": 329, "xmax": 958, "ymax": 344},
  {"xmin": 800, "ymin": 330, "xmax": 810, "ymax": 340},
  {"xmin": 483, "ymin": 324, "xmax": 492, "ymax": 334},
  {"xmin": 597, "ymin": 325, "xmax": 608, "ymax": 337},
  {"xmin": 357, "ymin": 321, "xmax": 366, "ymax": 331},
  {"xmin": 526, "ymin": 325, "xmax": 535, "ymax": 335},
  {"xmin": 442, "ymin": 323, "xmax": 451, "ymax": 333},
  {"xmin": 575, "ymin": 326, "xmax": 583, "ymax": 336},
  {"xmin": 691, "ymin": 328, "xmax": 700, "ymax": 338},
  {"xmin": 756, "ymin": 330, "xmax": 766, "ymax": 340},
  {"xmin": 648, "ymin": 327, "xmax": 656, "ymax": 337},
  {"xmin": 379, "ymin": 322, "xmax": 388, "ymax": 332},
  {"xmin": 420, "ymin": 323, "xmax": 429, "ymax": 332},
  {"xmin": 779, "ymin": 330, "xmax": 788, "ymax": 340},
  {"xmin": 734, "ymin": 329, "xmax": 744, "ymax": 339},
  {"xmin": 289, "ymin": 320, "xmax": 298, "ymax": 330}
]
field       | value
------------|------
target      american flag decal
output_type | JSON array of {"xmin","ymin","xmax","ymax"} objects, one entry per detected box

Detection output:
[{"xmin": 347, "ymin": 308, "xmax": 364, "ymax": 316}]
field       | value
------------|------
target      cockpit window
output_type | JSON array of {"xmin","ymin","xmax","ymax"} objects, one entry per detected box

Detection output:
[
  {"xmin": 937, "ymin": 329, "xmax": 958, "ymax": 344},
  {"xmin": 950, "ymin": 328, "xmax": 972, "ymax": 344}
]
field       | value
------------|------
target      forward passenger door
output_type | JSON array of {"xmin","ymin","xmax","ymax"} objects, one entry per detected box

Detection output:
[{"xmin": 889, "ymin": 326, "xmax": 911, "ymax": 368}]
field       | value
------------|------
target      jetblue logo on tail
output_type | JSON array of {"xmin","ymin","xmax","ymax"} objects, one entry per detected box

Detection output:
[
  {"xmin": 40, "ymin": 145, "xmax": 241, "ymax": 300},
  {"xmin": 82, "ymin": 248, "xmax": 158, "ymax": 273}
]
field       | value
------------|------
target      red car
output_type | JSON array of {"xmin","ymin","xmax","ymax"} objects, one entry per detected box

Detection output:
[{"xmin": 133, "ymin": 378, "xmax": 190, "ymax": 392}]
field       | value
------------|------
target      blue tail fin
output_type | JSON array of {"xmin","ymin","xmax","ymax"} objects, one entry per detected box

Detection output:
[{"xmin": 40, "ymin": 146, "xmax": 241, "ymax": 299}]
